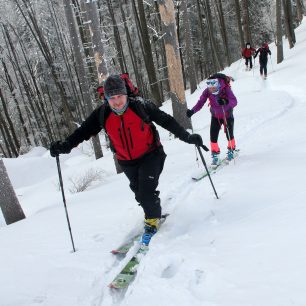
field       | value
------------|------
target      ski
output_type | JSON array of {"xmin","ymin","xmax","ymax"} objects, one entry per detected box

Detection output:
[
  {"xmin": 192, "ymin": 150, "xmax": 239, "ymax": 181},
  {"xmin": 111, "ymin": 234, "xmax": 142, "ymax": 255},
  {"xmin": 109, "ymin": 214, "xmax": 169, "ymax": 289}
]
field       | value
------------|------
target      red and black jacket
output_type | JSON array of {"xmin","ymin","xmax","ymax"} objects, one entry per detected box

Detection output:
[
  {"xmin": 66, "ymin": 97, "xmax": 191, "ymax": 162},
  {"xmin": 242, "ymin": 47, "xmax": 255, "ymax": 58}
]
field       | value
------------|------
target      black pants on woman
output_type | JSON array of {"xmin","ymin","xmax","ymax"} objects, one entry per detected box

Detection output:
[
  {"xmin": 260, "ymin": 60, "xmax": 268, "ymax": 76},
  {"xmin": 119, "ymin": 147, "xmax": 166, "ymax": 219},
  {"xmin": 245, "ymin": 57, "xmax": 253, "ymax": 69},
  {"xmin": 210, "ymin": 115, "xmax": 235, "ymax": 144}
]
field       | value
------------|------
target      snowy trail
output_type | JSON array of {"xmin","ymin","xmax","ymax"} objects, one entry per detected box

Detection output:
[{"xmin": 2, "ymin": 20, "xmax": 306, "ymax": 306}]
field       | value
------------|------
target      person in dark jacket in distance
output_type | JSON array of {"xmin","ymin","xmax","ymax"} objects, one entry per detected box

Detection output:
[
  {"xmin": 254, "ymin": 42, "xmax": 271, "ymax": 79},
  {"xmin": 50, "ymin": 75, "xmax": 204, "ymax": 246}
]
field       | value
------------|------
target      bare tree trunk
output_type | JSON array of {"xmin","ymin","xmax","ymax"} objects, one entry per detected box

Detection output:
[
  {"xmin": 157, "ymin": 0, "xmax": 192, "ymax": 129},
  {"xmin": 286, "ymin": 0, "xmax": 296, "ymax": 44},
  {"xmin": 0, "ymin": 112, "xmax": 18, "ymax": 156},
  {"xmin": 196, "ymin": 0, "xmax": 209, "ymax": 77},
  {"xmin": 276, "ymin": 0, "xmax": 284, "ymax": 64},
  {"xmin": 154, "ymin": 1, "xmax": 170, "ymax": 97},
  {"xmin": 234, "ymin": 0, "xmax": 245, "ymax": 49},
  {"xmin": 282, "ymin": 0, "xmax": 295, "ymax": 48},
  {"xmin": 202, "ymin": 0, "xmax": 223, "ymax": 72},
  {"xmin": 82, "ymin": 0, "xmax": 108, "ymax": 83},
  {"xmin": 296, "ymin": 0, "xmax": 304, "ymax": 23},
  {"xmin": 0, "ymin": 124, "xmax": 13, "ymax": 157},
  {"xmin": 241, "ymin": 0, "xmax": 252, "ymax": 45},
  {"xmin": 0, "ymin": 89, "xmax": 20, "ymax": 152},
  {"xmin": 215, "ymin": 0, "xmax": 231, "ymax": 66},
  {"xmin": 176, "ymin": 2, "xmax": 187, "ymax": 89},
  {"xmin": 181, "ymin": 0, "xmax": 197, "ymax": 94},
  {"xmin": 0, "ymin": 143, "xmax": 8, "ymax": 158},
  {"xmin": 63, "ymin": 0, "xmax": 103, "ymax": 160},
  {"xmin": 106, "ymin": 0, "xmax": 127, "ymax": 73},
  {"xmin": 0, "ymin": 159, "xmax": 26, "ymax": 225},
  {"xmin": 119, "ymin": 2, "xmax": 143, "ymax": 89},
  {"xmin": 135, "ymin": 0, "xmax": 162, "ymax": 105}
]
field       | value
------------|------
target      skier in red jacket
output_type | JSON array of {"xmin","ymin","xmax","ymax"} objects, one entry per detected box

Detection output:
[
  {"xmin": 242, "ymin": 42, "xmax": 256, "ymax": 71},
  {"xmin": 50, "ymin": 75, "xmax": 205, "ymax": 246}
]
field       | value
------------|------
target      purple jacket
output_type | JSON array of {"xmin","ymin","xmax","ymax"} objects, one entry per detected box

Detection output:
[{"xmin": 192, "ymin": 79, "xmax": 237, "ymax": 119}]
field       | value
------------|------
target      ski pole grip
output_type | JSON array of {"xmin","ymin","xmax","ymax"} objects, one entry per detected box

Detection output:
[{"xmin": 200, "ymin": 144, "xmax": 209, "ymax": 152}]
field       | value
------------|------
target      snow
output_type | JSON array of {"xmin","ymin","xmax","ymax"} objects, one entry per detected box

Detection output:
[{"xmin": 1, "ymin": 20, "xmax": 306, "ymax": 306}]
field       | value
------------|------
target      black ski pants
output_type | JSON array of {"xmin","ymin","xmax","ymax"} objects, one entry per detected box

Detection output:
[
  {"xmin": 210, "ymin": 115, "xmax": 235, "ymax": 144},
  {"xmin": 245, "ymin": 57, "xmax": 253, "ymax": 69},
  {"xmin": 260, "ymin": 60, "xmax": 268, "ymax": 76},
  {"xmin": 119, "ymin": 147, "xmax": 166, "ymax": 219}
]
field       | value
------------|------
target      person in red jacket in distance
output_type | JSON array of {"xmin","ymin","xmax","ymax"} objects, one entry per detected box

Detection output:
[
  {"xmin": 242, "ymin": 42, "xmax": 256, "ymax": 71},
  {"xmin": 50, "ymin": 75, "xmax": 205, "ymax": 246}
]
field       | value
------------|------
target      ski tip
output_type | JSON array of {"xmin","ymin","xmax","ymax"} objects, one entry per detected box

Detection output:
[
  {"xmin": 109, "ymin": 281, "xmax": 129, "ymax": 290},
  {"xmin": 108, "ymin": 283, "xmax": 118, "ymax": 289},
  {"xmin": 111, "ymin": 250, "xmax": 119, "ymax": 254}
]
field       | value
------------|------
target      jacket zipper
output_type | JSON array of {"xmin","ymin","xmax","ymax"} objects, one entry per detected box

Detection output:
[
  {"xmin": 128, "ymin": 128, "xmax": 134, "ymax": 149},
  {"xmin": 118, "ymin": 128, "xmax": 125, "ymax": 149},
  {"xmin": 120, "ymin": 117, "xmax": 132, "ymax": 159}
]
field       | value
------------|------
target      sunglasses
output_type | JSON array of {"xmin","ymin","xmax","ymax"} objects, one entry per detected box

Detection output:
[{"xmin": 206, "ymin": 79, "xmax": 218, "ymax": 86}]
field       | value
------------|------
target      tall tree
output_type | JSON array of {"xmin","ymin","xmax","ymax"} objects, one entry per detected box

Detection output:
[
  {"xmin": 134, "ymin": 0, "xmax": 162, "ymax": 105},
  {"xmin": 181, "ymin": 0, "xmax": 197, "ymax": 94},
  {"xmin": 157, "ymin": 0, "xmax": 191, "ymax": 129},
  {"xmin": 63, "ymin": 0, "xmax": 103, "ymax": 160},
  {"xmin": 216, "ymin": 0, "xmax": 231, "ymax": 66},
  {"xmin": 234, "ymin": 0, "xmax": 245, "ymax": 49},
  {"xmin": 282, "ymin": 0, "xmax": 296, "ymax": 48},
  {"xmin": 241, "ymin": 0, "xmax": 252, "ymax": 45},
  {"xmin": 202, "ymin": 0, "xmax": 223, "ymax": 72},
  {"xmin": 276, "ymin": 0, "xmax": 284, "ymax": 63},
  {"xmin": 296, "ymin": 0, "xmax": 305, "ymax": 24},
  {"xmin": 81, "ymin": 0, "xmax": 108, "ymax": 84}
]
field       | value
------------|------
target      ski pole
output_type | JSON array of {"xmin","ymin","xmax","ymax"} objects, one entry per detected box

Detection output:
[
  {"xmin": 221, "ymin": 106, "xmax": 234, "ymax": 151},
  {"xmin": 55, "ymin": 155, "xmax": 76, "ymax": 253},
  {"xmin": 252, "ymin": 57, "xmax": 255, "ymax": 77},
  {"xmin": 189, "ymin": 118, "xmax": 200, "ymax": 167},
  {"xmin": 269, "ymin": 55, "xmax": 275, "ymax": 72},
  {"xmin": 196, "ymin": 145, "xmax": 219, "ymax": 199}
]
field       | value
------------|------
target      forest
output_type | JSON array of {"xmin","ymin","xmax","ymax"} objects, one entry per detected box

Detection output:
[{"xmin": 0, "ymin": 0, "xmax": 303, "ymax": 158}]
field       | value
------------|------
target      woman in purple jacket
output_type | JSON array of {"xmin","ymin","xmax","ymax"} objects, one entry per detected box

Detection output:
[{"xmin": 186, "ymin": 74, "xmax": 238, "ymax": 166}]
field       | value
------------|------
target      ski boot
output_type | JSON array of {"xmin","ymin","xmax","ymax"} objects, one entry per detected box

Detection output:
[
  {"xmin": 226, "ymin": 149, "xmax": 235, "ymax": 161},
  {"xmin": 141, "ymin": 218, "xmax": 159, "ymax": 246},
  {"xmin": 211, "ymin": 152, "xmax": 220, "ymax": 168}
]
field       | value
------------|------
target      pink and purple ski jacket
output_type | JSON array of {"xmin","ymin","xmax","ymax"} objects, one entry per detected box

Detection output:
[{"xmin": 192, "ymin": 79, "xmax": 237, "ymax": 119}]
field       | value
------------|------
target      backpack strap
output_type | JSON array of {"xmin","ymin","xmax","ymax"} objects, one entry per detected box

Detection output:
[
  {"xmin": 129, "ymin": 97, "xmax": 151, "ymax": 123},
  {"xmin": 97, "ymin": 103, "xmax": 111, "ymax": 129}
]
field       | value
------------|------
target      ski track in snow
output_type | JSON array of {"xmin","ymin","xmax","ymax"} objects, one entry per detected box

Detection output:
[
  {"xmin": 99, "ymin": 72, "xmax": 302, "ymax": 304},
  {"xmin": 2, "ymin": 21, "xmax": 306, "ymax": 306},
  {"xmin": 93, "ymin": 80, "xmax": 298, "ymax": 305}
]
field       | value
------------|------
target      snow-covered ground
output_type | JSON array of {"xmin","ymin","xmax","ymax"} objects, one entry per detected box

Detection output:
[{"xmin": 1, "ymin": 20, "xmax": 306, "ymax": 306}]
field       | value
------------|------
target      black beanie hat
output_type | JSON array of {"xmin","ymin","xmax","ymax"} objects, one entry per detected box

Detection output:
[{"xmin": 104, "ymin": 75, "xmax": 127, "ymax": 98}]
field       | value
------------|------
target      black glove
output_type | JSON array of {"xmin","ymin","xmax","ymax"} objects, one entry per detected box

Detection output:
[
  {"xmin": 186, "ymin": 109, "xmax": 195, "ymax": 118},
  {"xmin": 50, "ymin": 140, "xmax": 72, "ymax": 157},
  {"xmin": 218, "ymin": 98, "xmax": 228, "ymax": 106},
  {"xmin": 187, "ymin": 134, "xmax": 203, "ymax": 146}
]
